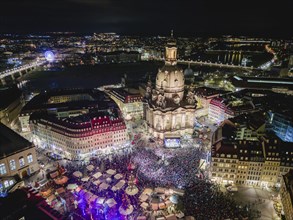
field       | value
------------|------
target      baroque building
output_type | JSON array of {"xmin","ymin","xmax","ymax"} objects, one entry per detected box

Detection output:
[{"xmin": 144, "ymin": 37, "xmax": 197, "ymax": 139}]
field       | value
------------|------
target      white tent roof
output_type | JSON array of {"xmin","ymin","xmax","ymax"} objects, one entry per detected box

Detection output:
[
  {"xmin": 93, "ymin": 180, "xmax": 101, "ymax": 186},
  {"xmin": 73, "ymin": 171, "xmax": 83, "ymax": 178},
  {"xmin": 106, "ymin": 169, "xmax": 116, "ymax": 175},
  {"xmin": 112, "ymin": 180, "xmax": 125, "ymax": 191},
  {"xmin": 96, "ymin": 197, "xmax": 106, "ymax": 204},
  {"xmin": 86, "ymin": 164, "xmax": 95, "ymax": 171},
  {"xmin": 142, "ymin": 188, "xmax": 153, "ymax": 195},
  {"xmin": 105, "ymin": 198, "xmax": 117, "ymax": 208},
  {"xmin": 140, "ymin": 202, "xmax": 149, "ymax": 210},
  {"xmin": 99, "ymin": 182, "xmax": 110, "ymax": 190},
  {"xmin": 93, "ymin": 172, "xmax": 102, "ymax": 179},
  {"xmin": 81, "ymin": 177, "xmax": 90, "ymax": 182},
  {"xmin": 114, "ymin": 173, "xmax": 123, "ymax": 180},
  {"xmin": 139, "ymin": 194, "xmax": 148, "ymax": 202},
  {"xmin": 67, "ymin": 183, "xmax": 78, "ymax": 190}
]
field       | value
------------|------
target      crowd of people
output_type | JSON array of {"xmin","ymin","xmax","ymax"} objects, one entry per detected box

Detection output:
[
  {"xmin": 63, "ymin": 148, "xmax": 143, "ymax": 220},
  {"xmin": 131, "ymin": 147, "xmax": 254, "ymax": 219},
  {"xmin": 132, "ymin": 147, "xmax": 204, "ymax": 188},
  {"xmin": 183, "ymin": 179, "xmax": 255, "ymax": 219},
  {"xmin": 34, "ymin": 143, "xmax": 255, "ymax": 220}
]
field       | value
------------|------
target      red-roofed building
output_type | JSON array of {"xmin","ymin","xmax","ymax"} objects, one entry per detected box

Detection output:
[
  {"xmin": 209, "ymin": 96, "xmax": 258, "ymax": 123},
  {"xmin": 30, "ymin": 109, "xmax": 128, "ymax": 160}
]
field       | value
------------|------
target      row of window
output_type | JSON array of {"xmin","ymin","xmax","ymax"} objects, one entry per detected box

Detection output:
[
  {"xmin": 0, "ymin": 180, "xmax": 14, "ymax": 190},
  {"xmin": 213, "ymin": 158, "xmax": 238, "ymax": 163},
  {"xmin": 0, "ymin": 154, "xmax": 33, "ymax": 175}
]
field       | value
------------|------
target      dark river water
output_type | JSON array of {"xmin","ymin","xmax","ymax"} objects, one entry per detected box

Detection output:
[
  {"xmin": 17, "ymin": 52, "xmax": 269, "ymax": 92},
  {"xmin": 20, "ymin": 62, "xmax": 162, "ymax": 91}
]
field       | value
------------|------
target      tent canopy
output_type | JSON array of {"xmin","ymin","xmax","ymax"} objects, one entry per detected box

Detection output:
[
  {"xmin": 99, "ymin": 182, "xmax": 110, "ymax": 190},
  {"xmin": 96, "ymin": 197, "xmax": 106, "ymax": 204},
  {"xmin": 114, "ymin": 173, "xmax": 123, "ymax": 180},
  {"xmin": 67, "ymin": 183, "xmax": 78, "ymax": 190},
  {"xmin": 81, "ymin": 177, "xmax": 90, "ymax": 182},
  {"xmin": 73, "ymin": 171, "xmax": 83, "ymax": 178},
  {"xmin": 93, "ymin": 172, "xmax": 102, "ymax": 179},
  {"xmin": 86, "ymin": 165, "xmax": 95, "ymax": 171},
  {"xmin": 106, "ymin": 198, "xmax": 117, "ymax": 208},
  {"xmin": 106, "ymin": 169, "xmax": 116, "ymax": 175}
]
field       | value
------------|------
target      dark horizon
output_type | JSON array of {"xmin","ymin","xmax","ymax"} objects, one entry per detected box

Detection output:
[
  {"xmin": 0, "ymin": 31, "xmax": 292, "ymax": 39},
  {"xmin": 1, "ymin": 0, "xmax": 292, "ymax": 38}
]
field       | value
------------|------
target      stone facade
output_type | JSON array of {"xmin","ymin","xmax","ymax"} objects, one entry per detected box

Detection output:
[{"xmin": 144, "ymin": 39, "xmax": 197, "ymax": 139}]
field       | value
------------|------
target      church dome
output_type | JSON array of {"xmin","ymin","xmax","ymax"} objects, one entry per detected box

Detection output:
[
  {"xmin": 156, "ymin": 65, "xmax": 185, "ymax": 100},
  {"xmin": 184, "ymin": 67, "xmax": 194, "ymax": 76}
]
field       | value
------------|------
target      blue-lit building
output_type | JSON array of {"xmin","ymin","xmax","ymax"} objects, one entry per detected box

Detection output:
[{"xmin": 267, "ymin": 110, "xmax": 293, "ymax": 142}]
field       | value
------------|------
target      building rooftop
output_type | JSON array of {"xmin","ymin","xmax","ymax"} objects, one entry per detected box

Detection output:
[
  {"xmin": 109, "ymin": 88, "xmax": 142, "ymax": 103},
  {"xmin": 212, "ymin": 120, "xmax": 293, "ymax": 164},
  {"xmin": 210, "ymin": 96, "xmax": 257, "ymax": 114},
  {"xmin": 30, "ymin": 108, "xmax": 125, "ymax": 137},
  {"xmin": 211, "ymin": 89, "xmax": 293, "ymax": 116},
  {"xmin": 231, "ymin": 76, "xmax": 293, "ymax": 90},
  {"xmin": 0, "ymin": 123, "xmax": 33, "ymax": 159},
  {"xmin": 229, "ymin": 111, "xmax": 266, "ymax": 131},
  {"xmin": 194, "ymin": 86, "xmax": 228, "ymax": 98},
  {"xmin": 21, "ymin": 88, "xmax": 113, "ymax": 114}
]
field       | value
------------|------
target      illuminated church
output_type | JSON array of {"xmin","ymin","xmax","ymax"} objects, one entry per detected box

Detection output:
[{"xmin": 145, "ymin": 35, "xmax": 197, "ymax": 140}]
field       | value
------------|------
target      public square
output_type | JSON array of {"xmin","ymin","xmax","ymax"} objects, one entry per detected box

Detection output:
[{"xmin": 21, "ymin": 116, "xmax": 271, "ymax": 220}]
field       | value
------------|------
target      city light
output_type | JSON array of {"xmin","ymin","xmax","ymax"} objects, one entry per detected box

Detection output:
[
  {"xmin": 0, "ymin": 4, "xmax": 292, "ymax": 219},
  {"xmin": 45, "ymin": 51, "xmax": 55, "ymax": 62}
]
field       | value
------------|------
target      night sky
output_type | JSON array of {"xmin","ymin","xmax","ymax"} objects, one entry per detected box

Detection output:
[{"xmin": 1, "ymin": 0, "xmax": 292, "ymax": 37}]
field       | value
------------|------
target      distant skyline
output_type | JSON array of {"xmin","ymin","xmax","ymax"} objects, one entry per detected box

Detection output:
[{"xmin": 1, "ymin": 0, "xmax": 292, "ymax": 37}]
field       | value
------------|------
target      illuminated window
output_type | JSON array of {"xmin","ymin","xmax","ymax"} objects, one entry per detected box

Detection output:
[
  {"xmin": 0, "ymin": 164, "xmax": 6, "ymax": 175},
  {"xmin": 4, "ymin": 180, "xmax": 9, "ymax": 188},
  {"xmin": 19, "ymin": 157, "xmax": 25, "ymax": 167},
  {"xmin": 9, "ymin": 160, "xmax": 16, "ymax": 171},
  {"xmin": 27, "ymin": 154, "xmax": 33, "ymax": 163}
]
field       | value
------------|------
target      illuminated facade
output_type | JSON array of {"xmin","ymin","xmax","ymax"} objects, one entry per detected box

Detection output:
[
  {"xmin": 280, "ymin": 170, "xmax": 293, "ymax": 220},
  {"xmin": 194, "ymin": 87, "xmax": 225, "ymax": 117},
  {"xmin": 0, "ymin": 123, "xmax": 38, "ymax": 192},
  {"xmin": 107, "ymin": 88, "xmax": 143, "ymax": 120},
  {"xmin": 0, "ymin": 86, "xmax": 23, "ymax": 128},
  {"xmin": 209, "ymin": 96, "xmax": 259, "ymax": 123},
  {"xmin": 267, "ymin": 110, "xmax": 293, "ymax": 143},
  {"xmin": 144, "ymin": 38, "xmax": 197, "ymax": 139},
  {"xmin": 31, "ymin": 109, "xmax": 128, "ymax": 160},
  {"xmin": 19, "ymin": 89, "xmax": 105, "ymax": 133},
  {"xmin": 211, "ymin": 117, "xmax": 293, "ymax": 187}
]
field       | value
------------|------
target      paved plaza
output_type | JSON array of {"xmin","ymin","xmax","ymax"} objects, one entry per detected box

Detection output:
[{"xmin": 224, "ymin": 186, "xmax": 281, "ymax": 220}]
